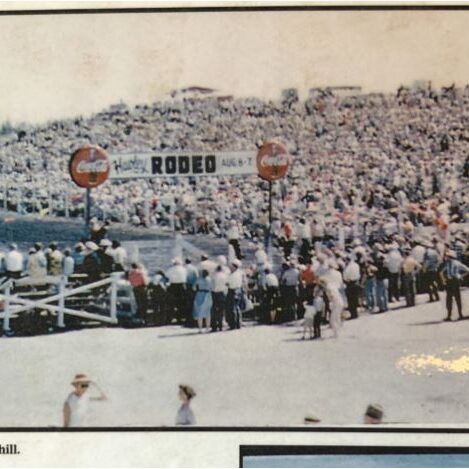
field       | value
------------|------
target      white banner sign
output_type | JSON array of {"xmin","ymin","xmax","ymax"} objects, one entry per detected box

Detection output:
[{"xmin": 109, "ymin": 151, "xmax": 257, "ymax": 179}]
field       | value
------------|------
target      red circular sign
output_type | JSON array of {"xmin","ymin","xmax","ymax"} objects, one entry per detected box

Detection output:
[
  {"xmin": 69, "ymin": 146, "xmax": 110, "ymax": 189},
  {"xmin": 256, "ymin": 142, "xmax": 290, "ymax": 182}
]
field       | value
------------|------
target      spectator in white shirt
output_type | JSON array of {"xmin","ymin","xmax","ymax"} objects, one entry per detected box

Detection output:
[
  {"xmin": 343, "ymin": 255, "xmax": 361, "ymax": 319},
  {"xmin": 227, "ymin": 259, "xmax": 244, "ymax": 329},
  {"xmin": 211, "ymin": 265, "xmax": 229, "ymax": 331},
  {"xmin": 63, "ymin": 249, "xmax": 75, "ymax": 277},
  {"xmin": 262, "ymin": 266, "xmax": 279, "ymax": 324},
  {"xmin": 226, "ymin": 220, "xmax": 242, "ymax": 260},
  {"xmin": 165, "ymin": 257, "xmax": 188, "ymax": 324},
  {"xmin": 5, "ymin": 243, "xmax": 24, "ymax": 279},
  {"xmin": 385, "ymin": 243, "xmax": 403, "ymax": 303},
  {"xmin": 112, "ymin": 240, "xmax": 127, "ymax": 272},
  {"xmin": 199, "ymin": 254, "xmax": 217, "ymax": 275}
]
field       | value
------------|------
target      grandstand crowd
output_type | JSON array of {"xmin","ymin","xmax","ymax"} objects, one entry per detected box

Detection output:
[{"xmin": 0, "ymin": 84, "xmax": 468, "ymax": 334}]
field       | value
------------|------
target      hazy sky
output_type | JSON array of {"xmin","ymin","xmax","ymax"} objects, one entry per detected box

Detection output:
[{"xmin": 0, "ymin": 7, "xmax": 468, "ymax": 124}]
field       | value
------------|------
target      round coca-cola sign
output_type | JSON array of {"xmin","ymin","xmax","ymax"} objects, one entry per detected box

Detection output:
[
  {"xmin": 69, "ymin": 146, "xmax": 110, "ymax": 188},
  {"xmin": 256, "ymin": 142, "xmax": 290, "ymax": 182}
]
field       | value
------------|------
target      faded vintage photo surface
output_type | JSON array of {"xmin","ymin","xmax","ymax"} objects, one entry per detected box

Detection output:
[{"xmin": 0, "ymin": 3, "xmax": 469, "ymax": 438}]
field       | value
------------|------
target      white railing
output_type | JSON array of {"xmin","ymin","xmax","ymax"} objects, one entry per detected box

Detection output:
[{"xmin": 0, "ymin": 272, "xmax": 123, "ymax": 333}]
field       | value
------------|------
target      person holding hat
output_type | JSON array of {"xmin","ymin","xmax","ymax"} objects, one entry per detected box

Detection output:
[
  {"xmin": 175, "ymin": 384, "xmax": 196, "ymax": 426},
  {"xmin": 63, "ymin": 373, "xmax": 107, "ymax": 428},
  {"xmin": 441, "ymin": 250, "xmax": 469, "ymax": 321}
]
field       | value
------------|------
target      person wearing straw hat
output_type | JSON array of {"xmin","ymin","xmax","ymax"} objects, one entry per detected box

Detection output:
[
  {"xmin": 63, "ymin": 373, "xmax": 107, "ymax": 428},
  {"xmin": 175, "ymin": 384, "xmax": 196, "ymax": 426}
]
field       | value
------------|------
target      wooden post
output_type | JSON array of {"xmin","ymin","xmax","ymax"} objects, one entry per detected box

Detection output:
[
  {"xmin": 85, "ymin": 188, "xmax": 91, "ymax": 236},
  {"xmin": 57, "ymin": 276, "xmax": 66, "ymax": 328},
  {"xmin": 266, "ymin": 181, "xmax": 273, "ymax": 251},
  {"xmin": 110, "ymin": 273, "xmax": 119, "ymax": 322},
  {"xmin": 3, "ymin": 283, "xmax": 11, "ymax": 333}
]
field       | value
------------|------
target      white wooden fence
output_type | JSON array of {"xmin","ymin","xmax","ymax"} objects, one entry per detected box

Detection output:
[{"xmin": 0, "ymin": 272, "xmax": 123, "ymax": 333}]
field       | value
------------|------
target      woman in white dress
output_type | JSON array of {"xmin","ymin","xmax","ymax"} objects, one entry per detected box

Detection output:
[
  {"xmin": 326, "ymin": 283, "xmax": 344, "ymax": 339},
  {"xmin": 63, "ymin": 373, "xmax": 107, "ymax": 427}
]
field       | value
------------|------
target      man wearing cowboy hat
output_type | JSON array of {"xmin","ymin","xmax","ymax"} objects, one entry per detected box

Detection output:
[
  {"xmin": 97, "ymin": 239, "xmax": 114, "ymax": 275},
  {"xmin": 82, "ymin": 241, "xmax": 101, "ymax": 283},
  {"xmin": 441, "ymin": 250, "xmax": 469, "ymax": 321},
  {"xmin": 63, "ymin": 373, "xmax": 107, "ymax": 427}
]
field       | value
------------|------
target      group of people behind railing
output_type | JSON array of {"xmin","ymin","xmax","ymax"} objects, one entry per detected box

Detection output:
[
  {"xmin": 0, "ymin": 218, "xmax": 468, "ymax": 336},
  {"xmin": 0, "ymin": 238, "xmax": 128, "ymax": 285}
]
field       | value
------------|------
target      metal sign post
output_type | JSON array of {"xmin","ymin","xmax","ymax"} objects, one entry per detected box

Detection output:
[
  {"xmin": 85, "ymin": 188, "xmax": 91, "ymax": 231},
  {"xmin": 69, "ymin": 145, "xmax": 110, "ymax": 236},
  {"xmin": 256, "ymin": 142, "xmax": 291, "ymax": 252}
]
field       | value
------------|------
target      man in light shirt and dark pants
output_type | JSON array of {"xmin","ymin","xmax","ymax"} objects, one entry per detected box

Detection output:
[
  {"xmin": 165, "ymin": 258, "xmax": 188, "ymax": 324},
  {"xmin": 211, "ymin": 265, "xmax": 228, "ymax": 332},
  {"xmin": 343, "ymin": 254, "xmax": 361, "ymax": 319},
  {"xmin": 5, "ymin": 243, "xmax": 23, "ymax": 279},
  {"xmin": 226, "ymin": 259, "xmax": 244, "ymax": 329},
  {"xmin": 441, "ymin": 250, "xmax": 469, "ymax": 321}
]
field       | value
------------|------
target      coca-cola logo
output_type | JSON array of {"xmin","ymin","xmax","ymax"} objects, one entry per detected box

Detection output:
[
  {"xmin": 259, "ymin": 153, "xmax": 290, "ymax": 167},
  {"xmin": 76, "ymin": 160, "xmax": 109, "ymax": 173},
  {"xmin": 256, "ymin": 142, "xmax": 290, "ymax": 182},
  {"xmin": 69, "ymin": 146, "xmax": 110, "ymax": 188}
]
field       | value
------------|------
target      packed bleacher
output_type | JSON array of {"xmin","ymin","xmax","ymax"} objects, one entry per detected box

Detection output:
[
  {"xmin": 0, "ymin": 84, "xmax": 468, "ymax": 236},
  {"xmin": 0, "ymin": 84, "xmax": 468, "ymax": 336}
]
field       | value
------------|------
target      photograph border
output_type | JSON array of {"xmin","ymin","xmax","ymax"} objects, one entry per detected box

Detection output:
[{"xmin": 1, "ymin": 1, "xmax": 469, "ymax": 450}]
